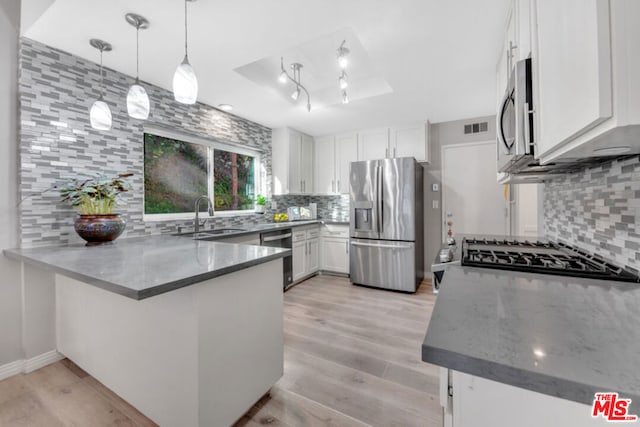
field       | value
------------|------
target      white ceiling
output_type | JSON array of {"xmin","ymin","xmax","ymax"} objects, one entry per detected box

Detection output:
[{"xmin": 24, "ymin": 0, "xmax": 509, "ymax": 137}]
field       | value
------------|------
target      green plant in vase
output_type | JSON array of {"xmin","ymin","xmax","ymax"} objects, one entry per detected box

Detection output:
[
  {"xmin": 255, "ymin": 194, "xmax": 267, "ymax": 214},
  {"xmin": 58, "ymin": 173, "xmax": 133, "ymax": 245}
]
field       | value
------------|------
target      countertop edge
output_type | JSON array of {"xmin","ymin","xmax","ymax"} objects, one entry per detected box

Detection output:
[
  {"xmin": 422, "ymin": 338, "xmax": 640, "ymax": 407},
  {"xmin": 4, "ymin": 247, "xmax": 291, "ymax": 300}
]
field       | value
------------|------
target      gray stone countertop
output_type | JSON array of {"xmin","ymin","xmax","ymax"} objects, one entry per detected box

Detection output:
[
  {"xmin": 422, "ymin": 265, "xmax": 640, "ymax": 408},
  {"xmin": 4, "ymin": 235, "xmax": 290, "ymax": 300},
  {"xmin": 189, "ymin": 219, "xmax": 348, "ymax": 240}
]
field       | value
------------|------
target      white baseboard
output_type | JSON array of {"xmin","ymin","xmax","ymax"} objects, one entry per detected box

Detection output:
[
  {"xmin": 24, "ymin": 350, "xmax": 64, "ymax": 374},
  {"xmin": 0, "ymin": 350, "xmax": 64, "ymax": 381},
  {"xmin": 0, "ymin": 359, "xmax": 23, "ymax": 382}
]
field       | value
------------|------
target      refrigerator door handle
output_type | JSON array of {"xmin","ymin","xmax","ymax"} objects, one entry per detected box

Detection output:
[
  {"xmin": 377, "ymin": 165, "xmax": 383, "ymax": 234},
  {"xmin": 350, "ymin": 241, "xmax": 412, "ymax": 250}
]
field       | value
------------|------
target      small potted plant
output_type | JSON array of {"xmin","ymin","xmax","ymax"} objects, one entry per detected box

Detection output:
[
  {"xmin": 255, "ymin": 194, "xmax": 267, "ymax": 214},
  {"xmin": 59, "ymin": 173, "xmax": 133, "ymax": 245}
]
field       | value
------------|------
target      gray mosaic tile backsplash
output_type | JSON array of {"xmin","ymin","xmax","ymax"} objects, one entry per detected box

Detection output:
[
  {"xmin": 543, "ymin": 155, "xmax": 640, "ymax": 272},
  {"xmin": 269, "ymin": 194, "xmax": 350, "ymax": 222},
  {"xmin": 18, "ymin": 38, "xmax": 348, "ymax": 246},
  {"xmin": 18, "ymin": 38, "xmax": 275, "ymax": 246}
]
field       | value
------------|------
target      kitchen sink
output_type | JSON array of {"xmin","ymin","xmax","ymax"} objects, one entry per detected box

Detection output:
[{"xmin": 174, "ymin": 228, "xmax": 247, "ymax": 239}]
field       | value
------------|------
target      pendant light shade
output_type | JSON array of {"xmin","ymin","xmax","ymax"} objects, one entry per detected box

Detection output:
[
  {"xmin": 89, "ymin": 39, "xmax": 112, "ymax": 131},
  {"xmin": 173, "ymin": 56, "xmax": 198, "ymax": 104},
  {"xmin": 90, "ymin": 99, "xmax": 113, "ymax": 130},
  {"xmin": 174, "ymin": 0, "xmax": 198, "ymax": 104},
  {"xmin": 126, "ymin": 83, "xmax": 150, "ymax": 119},
  {"xmin": 125, "ymin": 13, "xmax": 151, "ymax": 119}
]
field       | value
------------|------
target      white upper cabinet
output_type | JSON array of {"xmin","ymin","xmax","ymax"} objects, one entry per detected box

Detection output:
[
  {"xmin": 335, "ymin": 133, "xmax": 358, "ymax": 193},
  {"xmin": 531, "ymin": 0, "xmax": 640, "ymax": 163},
  {"xmin": 357, "ymin": 128, "xmax": 390, "ymax": 161},
  {"xmin": 390, "ymin": 122, "xmax": 430, "ymax": 161},
  {"xmin": 314, "ymin": 135, "xmax": 336, "ymax": 194},
  {"xmin": 535, "ymin": 0, "xmax": 612, "ymax": 159},
  {"xmin": 313, "ymin": 133, "xmax": 358, "ymax": 195},
  {"xmin": 272, "ymin": 127, "xmax": 314, "ymax": 195}
]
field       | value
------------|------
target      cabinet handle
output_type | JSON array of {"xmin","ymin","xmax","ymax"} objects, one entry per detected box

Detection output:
[
  {"xmin": 346, "ymin": 241, "xmax": 349, "ymax": 254},
  {"xmin": 393, "ymin": 147, "xmax": 396, "ymax": 158},
  {"xmin": 300, "ymin": 180, "xmax": 303, "ymax": 192},
  {"xmin": 337, "ymin": 180, "xmax": 340, "ymax": 193},
  {"xmin": 331, "ymin": 180, "xmax": 334, "ymax": 193},
  {"xmin": 385, "ymin": 148, "xmax": 389, "ymax": 158}
]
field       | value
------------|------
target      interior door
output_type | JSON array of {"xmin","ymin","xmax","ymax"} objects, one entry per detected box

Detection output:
[{"xmin": 442, "ymin": 141, "xmax": 509, "ymax": 239}]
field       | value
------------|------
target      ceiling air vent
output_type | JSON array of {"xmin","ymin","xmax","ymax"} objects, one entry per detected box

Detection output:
[{"xmin": 464, "ymin": 122, "xmax": 488, "ymax": 134}]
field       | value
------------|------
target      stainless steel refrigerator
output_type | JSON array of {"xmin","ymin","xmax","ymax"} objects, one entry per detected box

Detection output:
[{"xmin": 349, "ymin": 157, "xmax": 424, "ymax": 292}]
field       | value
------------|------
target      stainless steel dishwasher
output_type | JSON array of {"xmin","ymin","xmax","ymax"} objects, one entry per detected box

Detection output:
[{"xmin": 260, "ymin": 228, "xmax": 293, "ymax": 290}]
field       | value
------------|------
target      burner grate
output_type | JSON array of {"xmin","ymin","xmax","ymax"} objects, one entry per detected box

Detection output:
[{"xmin": 461, "ymin": 238, "xmax": 639, "ymax": 283}]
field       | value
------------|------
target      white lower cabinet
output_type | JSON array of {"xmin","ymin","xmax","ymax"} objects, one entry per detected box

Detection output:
[
  {"xmin": 442, "ymin": 368, "xmax": 611, "ymax": 427},
  {"xmin": 319, "ymin": 224, "xmax": 349, "ymax": 274},
  {"xmin": 292, "ymin": 226, "xmax": 320, "ymax": 282},
  {"xmin": 292, "ymin": 240, "xmax": 306, "ymax": 282}
]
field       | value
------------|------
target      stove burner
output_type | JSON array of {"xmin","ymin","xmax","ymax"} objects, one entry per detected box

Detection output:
[{"xmin": 461, "ymin": 238, "xmax": 639, "ymax": 283}]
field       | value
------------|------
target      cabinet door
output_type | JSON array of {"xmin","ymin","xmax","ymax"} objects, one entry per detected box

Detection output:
[
  {"xmin": 535, "ymin": 0, "xmax": 612, "ymax": 157},
  {"xmin": 391, "ymin": 124, "xmax": 426, "ymax": 161},
  {"xmin": 451, "ymin": 371, "xmax": 611, "ymax": 427},
  {"xmin": 300, "ymin": 134, "xmax": 314, "ymax": 193},
  {"xmin": 314, "ymin": 136, "xmax": 336, "ymax": 194},
  {"xmin": 320, "ymin": 237, "xmax": 349, "ymax": 274},
  {"xmin": 306, "ymin": 238, "xmax": 319, "ymax": 274},
  {"xmin": 358, "ymin": 128, "xmax": 390, "ymax": 161},
  {"xmin": 335, "ymin": 133, "xmax": 358, "ymax": 194},
  {"xmin": 292, "ymin": 240, "xmax": 306, "ymax": 281},
  {"xmin": 288, "ymin": 131, "xmax": 302, "ymax": 193}
]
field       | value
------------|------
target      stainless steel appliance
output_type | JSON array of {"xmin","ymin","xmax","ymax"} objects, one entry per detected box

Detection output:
[
  {"xmin": 349, "ymin": 157, "xmax": 424, "ymax": 292},
  {"xmin": 461, "ymin": 238, "xmax": 639, "ymax": 282},
  {"xmin": 260, "ymin": 228, "xmax": 293, "ymax": 290},
  {"xmin": 497, "ymin": 58, "xmax": 535, "ymax": 174}
]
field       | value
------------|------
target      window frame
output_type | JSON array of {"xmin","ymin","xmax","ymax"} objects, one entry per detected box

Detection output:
[{"xmin": 142, "ymin": 127, "xmax": 262, "ymax": 222}]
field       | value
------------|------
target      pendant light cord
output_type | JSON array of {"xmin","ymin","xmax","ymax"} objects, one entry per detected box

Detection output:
[
  {"xmin": 184, "ymin": 0, "xmax": 188, "ymax": 57},
  {"xmin": 136, "ymin": 26, "xmax": 140, "ymax": 81},
  {"xmin": 99, "ymin": 49, "xmax": 104, "ymax": 99}
]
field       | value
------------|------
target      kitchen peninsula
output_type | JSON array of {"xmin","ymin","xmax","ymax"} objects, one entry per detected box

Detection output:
[{"xmin": 4, "ymin": 235, "xmax": 289, "ymax": 427}]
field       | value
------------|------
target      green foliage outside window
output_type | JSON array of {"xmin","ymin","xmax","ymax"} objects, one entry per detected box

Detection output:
[{"xmin": 143, "ymin": 133, "xmax": 256, "ymax": 215}]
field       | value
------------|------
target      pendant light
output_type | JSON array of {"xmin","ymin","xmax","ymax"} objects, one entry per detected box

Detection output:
[
  {"xmin": 89, "ymin": 39, "xmax": 113, "ymax": 131},
  {"xmin": 173, "ymin": 0, "xmax": 198, "ymax": 104},
  {"xmin": 125, "ymin": 13, "xmax": 150, "ymax": 120}
]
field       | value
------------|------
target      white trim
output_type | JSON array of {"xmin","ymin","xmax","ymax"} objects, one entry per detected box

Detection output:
[
  {"xmin": 142, "ymin": 129, "xmax": 262, "ymax": 220},
  {"xmin": 0, "ymin": 359, "xmax": 23, "ymax": 381},
  {"xmin": 0, "ymin": 350, "xmax": 64, "ymax": 381},
  {"xmin": 23, "ymin": 350, "xmax": 64, "ymax": 374}
]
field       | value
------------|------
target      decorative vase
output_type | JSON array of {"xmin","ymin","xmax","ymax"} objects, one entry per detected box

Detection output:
[
  {"xmin": 74, "ymin": 214, "xmax": 126, "ymax": 245},
  {"xmin": 255, "ymin": 205, "xmax": 266, "ymax": 214}
]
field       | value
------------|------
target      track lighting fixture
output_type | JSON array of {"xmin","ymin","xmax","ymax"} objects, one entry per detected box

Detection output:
[
  {"xmin": 339, "ymin": 71, "xmax": 348, "ymax": 90},
  {"xmin": 337, "ymin": 39, "xmax": 350, "ymax": 69},
  {"xmin": 278, "ymin": 57, "xmax": 311, "ymax": 112}
]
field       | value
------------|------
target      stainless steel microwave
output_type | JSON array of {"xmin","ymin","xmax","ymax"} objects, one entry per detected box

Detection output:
[{"xmin": 496, "ymin": 58, "xmax": 535, "ymax": 173}]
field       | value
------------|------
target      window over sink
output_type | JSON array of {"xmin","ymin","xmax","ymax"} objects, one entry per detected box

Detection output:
[{"xmin": 143, "ymin": 131, "xmax": 260, "ymax": 220}]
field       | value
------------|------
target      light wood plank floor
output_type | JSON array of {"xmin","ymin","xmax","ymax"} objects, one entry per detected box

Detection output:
[
  {"xmin": 0, "ymin": 275, "xmax": 441, "ymax": 427},
  {"xmin": 235, "ymin": 275, "xmax": 442, "ymax": 427}
]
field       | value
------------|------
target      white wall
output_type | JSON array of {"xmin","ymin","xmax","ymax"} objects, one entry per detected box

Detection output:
[{"xmin": 0, "ymin": 0, "xmax": 24, "ymax": 366}]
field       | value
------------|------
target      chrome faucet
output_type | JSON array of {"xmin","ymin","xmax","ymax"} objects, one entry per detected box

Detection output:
[{"xmin": 194, "ymin": 195, "xmax": 214, "ymax": 233}]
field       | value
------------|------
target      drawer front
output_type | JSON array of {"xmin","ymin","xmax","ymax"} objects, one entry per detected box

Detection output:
[
  {"xmin": 292, "ymin": 230, "xmax": 307, "ymax": 243},
  {"xmin": 306, "ymin": 229, "xmax": 320, "ymax": 239},
  {"xmin": 320, "ymin": 225, "xmax": 349, "ymax": 238}
]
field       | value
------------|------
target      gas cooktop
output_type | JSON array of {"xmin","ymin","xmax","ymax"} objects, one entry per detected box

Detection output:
[{"xmin": 461, "ymin": 238, "xmax": 640, "ymax": 283}]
